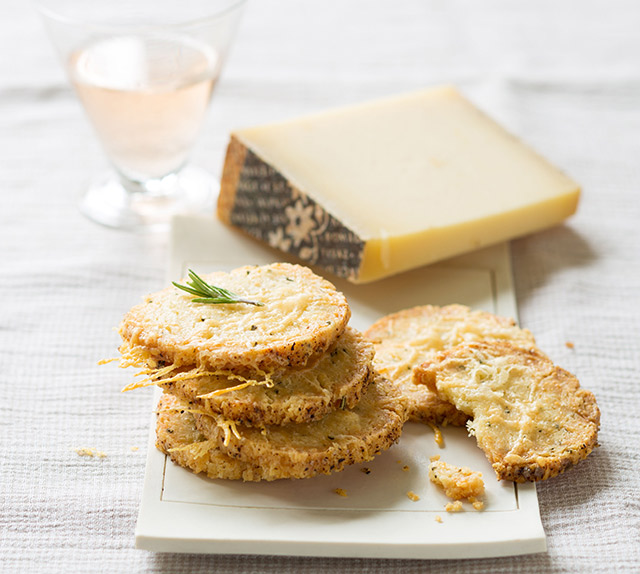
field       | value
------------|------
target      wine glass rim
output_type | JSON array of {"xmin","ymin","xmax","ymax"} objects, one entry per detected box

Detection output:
[{"xmin": 34, "ymin": 0, "xmax": 248, "ymax": 30}]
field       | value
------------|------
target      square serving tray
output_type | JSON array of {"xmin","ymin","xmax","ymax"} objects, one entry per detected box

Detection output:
[{"xmin": 133, "ymin": 215, "xmax": 546, "ymax": 559}]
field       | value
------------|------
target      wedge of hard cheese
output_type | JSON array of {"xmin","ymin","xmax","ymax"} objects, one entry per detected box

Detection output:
[{"xmin": 218, "ymin": 86, "xmax": 579, "ymax": 283}]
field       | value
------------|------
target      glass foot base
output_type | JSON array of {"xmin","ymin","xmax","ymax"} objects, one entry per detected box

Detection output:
[{"xmin": 80, "ymin": 166, "xmax": 216, "ymax": 232}]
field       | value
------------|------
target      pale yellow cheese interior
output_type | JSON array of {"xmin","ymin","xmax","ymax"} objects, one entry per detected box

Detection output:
[{"xmin": 233, "ymin": 86, "xmax": 580, "ymax": 282}]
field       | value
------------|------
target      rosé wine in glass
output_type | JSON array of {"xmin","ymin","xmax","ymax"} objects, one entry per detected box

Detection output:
[{"xmin": 37, "ymin": 0, "xmax": 246, "ymax": 231}]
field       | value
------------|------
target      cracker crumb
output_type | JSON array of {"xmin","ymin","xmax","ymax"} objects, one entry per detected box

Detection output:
[
  {"xmin": 470, "ymin": 497, "xmax": 485, "ymax": 511},
  {"xmin": 445, "ymin": 501, "xmax": 463, "ymax": 513},
  {"xmin": 435, "ymin": 515, "xmax": 443, "ymax": 523},
  {"xmin": 406, "ymin": 491, "xmax": 420, "ymax": 502},
  {"xmin": 402, "ymin": 465, "xmax": 410, "ymax": 472},
  {"xmin": 361, "ymin": 467, "xmax": 371, "ymax": 475},
  {"xmin": 428, "ymin": 458, "xmax": 484, "ymax": 502},
  {"xmin": 565, "ymin": 341, "xmax": 575, "ymax": 349},
  {"xmin": 428, "ymin": 422, "xmax": 445, "ymax": 448},
  {"xmin": 334, "ymin": 488, "xmax": 348, "ymax": 497},
  {"xmin": 74, "ymin": 447, "xmax": 107, "ymax": 459}
]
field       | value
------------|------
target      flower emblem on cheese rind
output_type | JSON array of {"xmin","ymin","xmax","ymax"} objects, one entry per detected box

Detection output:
[
  {"xmin": 285, "ymin": 200, "xmax": 317, "ymax": 247},
  {"xmin": 267, "ymin": 227, "xmax": 292, "ymax": 251},
  {"xmin": 230, "ymin": 147, "xmax": 366, "ymax": 281}
]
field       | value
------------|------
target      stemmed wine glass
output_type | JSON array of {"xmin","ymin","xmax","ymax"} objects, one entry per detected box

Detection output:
[{"xmin": 36, "ymin": 0, "xmax": 246, "ymax": 231}]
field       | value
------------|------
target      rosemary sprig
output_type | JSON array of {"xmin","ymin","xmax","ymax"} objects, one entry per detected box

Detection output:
[{"xmin": 172, "ymin": 269, "xmax": 263, "ymax": 306}]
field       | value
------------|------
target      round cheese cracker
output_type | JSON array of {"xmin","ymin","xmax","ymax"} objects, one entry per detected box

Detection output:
[
  {"xmin": 414, "ymin": 341, "xmax": 600, "ymax": 482},
  {"xmin": 189, "ymin": 373, "xmax": 408, "ymax": 480},
  {"xmin": 161, "ymin": 327, "xmax": 374, "ymax": 426},
  {"xmin": 363, "ymin": 305, "xmax": 536, "ymax": 426},
  {"xmin": 156, "ymin": 394, "xmax": 269, "ymax": 481},
  {"xmin": 119, "ymin": 263, "xmax": 351, "ymax": 377}
]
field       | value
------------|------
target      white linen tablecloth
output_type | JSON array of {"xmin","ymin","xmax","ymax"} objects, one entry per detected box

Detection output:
[{"xmin": 1, "ymin": 1, "xmax": 639, "ymax": 572}]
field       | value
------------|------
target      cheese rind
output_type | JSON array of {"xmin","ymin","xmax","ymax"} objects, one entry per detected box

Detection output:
[
  {"xmin": 219, "ymin": 139, "xmax": 366, "ymax": 280},
  {"xmin": 218, "ymin": 86, "xmax": 580, "ymax": 283}
]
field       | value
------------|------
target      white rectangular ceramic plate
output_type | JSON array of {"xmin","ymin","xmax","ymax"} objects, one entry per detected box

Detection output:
[{"xmin": 134, "ymin": 215, "xmax": 546, "ymax": 559}]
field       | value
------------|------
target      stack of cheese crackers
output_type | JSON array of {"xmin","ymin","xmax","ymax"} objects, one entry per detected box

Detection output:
[
  {"xmin": 117, "ymin": 263, "xmax": 408, "ymax": 481},
  {"xmin": 115, "ymin": 265, "xmax": 599, "ymax": 486}
]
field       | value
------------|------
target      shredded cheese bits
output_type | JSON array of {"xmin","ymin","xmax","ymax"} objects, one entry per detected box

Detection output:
[
  {"xmin": 74, "ymin": 447, "xmax": 107, "ymax": 459},
  {"xmin": 218, "ymin": 419, "xmax": 243, "ymax": 446},
  {"xmin": 428, "ymin": 422, "xmax": 444, "ymax": 447},
  {"xmin": 334, "ymin": 488, "xmax": 348, "ymax": 497},
  {"xmin": 196, "ymin": 373, "xmax": 275, "ymax": 398},
  {"xmin": 168, "ymin": 439, "xmax": 217, "ymax": 458},
  {"xmin": 116, "ymin": 342, "xmax": 276, "ymax": 394},
  {"xmin": 124, "ymin": 364, "xmax": 275, "ymax": 394},
  {"xmin": 435, "ymin": 515, "xmax": 443, "ymax": 523},
  {"xmin": 406, "ymin": 491, "xmax": 420, "ymax": 502}
]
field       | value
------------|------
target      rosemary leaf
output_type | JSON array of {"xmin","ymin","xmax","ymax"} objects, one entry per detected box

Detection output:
[{"xmin": 173, "ymin": 269, "xmax": 263, "ymax": 307}]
